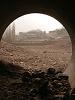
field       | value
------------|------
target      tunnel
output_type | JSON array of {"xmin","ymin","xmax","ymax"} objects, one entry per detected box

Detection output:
[{"xmin": 0, "ymin": 0, "xmax": 75, "ymax": 89}]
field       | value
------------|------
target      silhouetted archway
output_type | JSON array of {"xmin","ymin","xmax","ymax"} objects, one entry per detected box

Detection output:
[{"xmin": 0, "ymin": 0, "xmax": 75, "ymax": 88}]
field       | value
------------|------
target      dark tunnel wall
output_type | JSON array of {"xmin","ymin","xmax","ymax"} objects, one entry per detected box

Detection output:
[{"xmin": 0, "ymin": 0, "xmax": 75, "ymax": 88}]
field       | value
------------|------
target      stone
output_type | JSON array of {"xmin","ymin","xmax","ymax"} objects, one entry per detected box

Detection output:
[
  {"xmin": 47, "ymin": 68, "xmax": 56, "ymax": 75},
  {"xmin": 56, "ymin": 73, "xmax": 69, "ymax": 80},
  {"xmin": 22, "ymin": 71, "xmax": 32, "ymax": 83}
]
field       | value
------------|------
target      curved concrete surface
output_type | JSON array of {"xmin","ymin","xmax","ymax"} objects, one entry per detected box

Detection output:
[{"xmin": 0, "ymin": 0, "xmax": 75, "ymax": 88}]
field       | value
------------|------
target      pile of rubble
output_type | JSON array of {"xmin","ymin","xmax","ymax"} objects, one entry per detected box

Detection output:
[
  {"xmin": 21, "ymin": 68, "xmax": 72, "ymax": 100},
  {"xmin": 0, "ymin": 65, "xmax": 75, "ymax": 100}
]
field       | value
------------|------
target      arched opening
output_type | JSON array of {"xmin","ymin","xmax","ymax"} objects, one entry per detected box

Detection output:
[
  {"xmin": 0, "ymin": 13, "xmax": 73, "ymax": 99},
  {"xmin": 0, "ymin": 13, "xmax": 72, "ymax": 72}
]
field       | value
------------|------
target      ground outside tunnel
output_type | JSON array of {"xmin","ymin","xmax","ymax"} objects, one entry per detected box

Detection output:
[{"xmin": 0, "ymin": 40, "xmax": 74, "ymax": 100}]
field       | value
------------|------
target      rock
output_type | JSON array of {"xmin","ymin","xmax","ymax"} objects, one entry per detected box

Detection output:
[
  {"xmin": 56, "ymin": 73, "xmax": 69, "ymax": 80},
  {"xmin": 32, "ymin": 78, "xmax": 42, "ymax": 87},
  {"xmin": 54, "ymin": 95, "xmax": 64, "ymax": 100},
  {"xmin": 47, "ymin": 68, "xmax": 56, "ymax": 75},
  {"xmin": 32, "ymin": 71, "xmax": 45, "ymax": 78},
  {"xmin": 38, "ymin": 80, "xmax": 49, "ymax": 98},
  {"xmin": 29, "ymin": 88, "xmax": 38, "ymax": 96},
  {"xmin": 43, "ymin": 51, "xmax": 47, "ymax": 53},
  {"xmin": 0, "ymin": 65, "xmax": 71, "ymax": 99},
  {"xmin": 22, "ymin": 71, "xmax": 32, "ymax": 83}
]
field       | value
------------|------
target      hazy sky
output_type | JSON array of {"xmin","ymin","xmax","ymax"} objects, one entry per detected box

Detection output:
[{"xmin": 12, "ymin": 13, "xmax": 63, "ymax": 34}]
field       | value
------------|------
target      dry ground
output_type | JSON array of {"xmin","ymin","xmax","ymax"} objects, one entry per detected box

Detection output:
[{"xmin": 0, "ymin": 38, "xmax": 72, "ymax": 72}]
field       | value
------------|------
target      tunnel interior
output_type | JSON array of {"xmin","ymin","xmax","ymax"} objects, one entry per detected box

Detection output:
[{"xmin": 0, "ymin": 0, "xmax": 75, "ymax": 99}]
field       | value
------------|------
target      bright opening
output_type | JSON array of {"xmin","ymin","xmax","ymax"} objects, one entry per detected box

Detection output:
[{"xmin": 0, "ymin": 13, "xmax": 72, "ymax": 72}]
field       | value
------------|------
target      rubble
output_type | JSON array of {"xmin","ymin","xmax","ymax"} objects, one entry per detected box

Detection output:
[{"xmin": 0, "ymin": 61, "xmax": 73, "ymax": 100}]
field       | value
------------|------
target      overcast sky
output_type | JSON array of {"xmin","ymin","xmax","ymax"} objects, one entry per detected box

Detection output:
[{"xmin": 11, "ymin": 13, "xmax": 63, "ymax": 34}]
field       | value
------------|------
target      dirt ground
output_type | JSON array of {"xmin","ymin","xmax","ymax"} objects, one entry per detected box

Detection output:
[
  {"xmin": 0, "ymin": 38, "xmax": 72, "ymax": 72},
  {"xmin": 0, "ymin": 38, "xmax": 73, "ymax": 99}
]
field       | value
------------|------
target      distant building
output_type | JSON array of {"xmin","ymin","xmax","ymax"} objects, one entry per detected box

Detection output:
[{"xmin": 18, "ymin": 30, "xmax": 49, "ymax": 42}]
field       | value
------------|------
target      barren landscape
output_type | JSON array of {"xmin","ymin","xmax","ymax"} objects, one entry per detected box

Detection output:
[{"xmin": 0, "ymin": 35, "xmax": 72, "ymax": 72}]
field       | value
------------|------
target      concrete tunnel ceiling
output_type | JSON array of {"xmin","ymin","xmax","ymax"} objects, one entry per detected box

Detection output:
[{"xmin": 0, "ymin": 0, "xmax": 75, "ymax": 88}]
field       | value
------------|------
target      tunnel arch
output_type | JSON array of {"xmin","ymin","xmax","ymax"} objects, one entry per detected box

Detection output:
[
  {"xmin": 0, "ymin": 3, "xmax": 72, "ymax": 42},
  {"xmin": 0, "ymin": 1, "xmax": 75, "ymax": 88}
]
